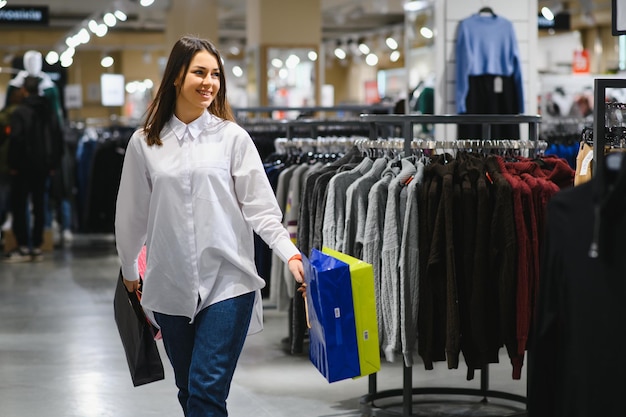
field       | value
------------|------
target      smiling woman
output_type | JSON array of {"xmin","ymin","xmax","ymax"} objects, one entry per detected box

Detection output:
[{"xmin": 114, "ymin": 35, "xmax": 304, "ymax": 417}]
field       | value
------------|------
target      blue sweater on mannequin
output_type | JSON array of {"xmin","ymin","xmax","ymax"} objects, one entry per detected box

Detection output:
[{"xmin": 455, "ymin": 13, "xmax": 524, "ymax": 114}]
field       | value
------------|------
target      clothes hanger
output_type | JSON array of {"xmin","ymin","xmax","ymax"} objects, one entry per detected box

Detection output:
[{"xmin": 478, "ymin": 6, "xmax": 496, "ymax": 16}]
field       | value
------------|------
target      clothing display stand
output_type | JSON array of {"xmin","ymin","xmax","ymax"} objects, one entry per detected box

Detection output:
[
  {"xmin": 592, "ymin": 78, "xmax": 626, "ymax": 175},
  {"xmin": 355, "ymin": 113, "xmax": 541, "ymax": 417}
]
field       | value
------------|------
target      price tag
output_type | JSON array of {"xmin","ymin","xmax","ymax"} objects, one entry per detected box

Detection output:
[{"xmin": 494, "ymin": 76, "xmax": 503, "ymax": 93}]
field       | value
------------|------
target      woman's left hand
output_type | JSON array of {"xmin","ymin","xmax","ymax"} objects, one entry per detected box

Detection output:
[
  {"xmin": 288, "ymin": 259, "xmax": 304, "ymax": 283},
  {"xmin": 123, "ymin": 276, "xmax": 141, "ymax": 293}
]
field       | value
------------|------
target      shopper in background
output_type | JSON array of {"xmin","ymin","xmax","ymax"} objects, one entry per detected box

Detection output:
[
  {"xmin": 0, "ymin": 88, "xmax": 25, "ymax": 247},
  {"xmin": 114, "ymin": 36, "xmax": 304, "ymax": 417},
  {"xmin": 5, "ymin": 76, "xmax": 63, "ymax": 262}
]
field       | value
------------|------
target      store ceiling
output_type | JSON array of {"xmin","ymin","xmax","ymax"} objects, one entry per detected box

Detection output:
[
  {"xmin": 3, "ymin": 0, "xmax": 617, "ymax": 52},
  {"xmin": 4, "ymin": 0, "xmax": 408, "ymax": 44}
]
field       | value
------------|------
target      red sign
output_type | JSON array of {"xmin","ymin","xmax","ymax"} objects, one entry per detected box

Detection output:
[
  {"xmin": 364, "ymin": 80, "xmax": 379, "ymax": 104},
  {"xmin": 573, "ymin": 50, "xmax": 590, "ymax": 74}
]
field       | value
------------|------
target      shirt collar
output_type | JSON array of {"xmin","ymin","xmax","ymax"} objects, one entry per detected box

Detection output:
[{"xmin": 169, "ymin": 111, "xmax": 212, "ymax": 142}]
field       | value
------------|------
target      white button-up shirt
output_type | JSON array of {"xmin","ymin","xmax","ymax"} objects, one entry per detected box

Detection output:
[{"xmin": 115, "ymin": 111, "xmax": 299, "ymax": 334}]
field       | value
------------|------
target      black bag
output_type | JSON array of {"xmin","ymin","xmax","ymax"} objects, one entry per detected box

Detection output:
[{"xmin": 113, "ymin": 270, "xmax": 165, "ymax": 386}]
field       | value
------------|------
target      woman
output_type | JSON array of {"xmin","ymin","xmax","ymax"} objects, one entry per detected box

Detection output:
[{"xmin": 115, "ymin": 36, "xmax": 304, "ymax": 417}]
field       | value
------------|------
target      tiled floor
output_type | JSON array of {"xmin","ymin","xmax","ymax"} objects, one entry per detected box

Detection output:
[{"xmin": 0, "ymin": 235, "xmax": 527, "ymax": 417}]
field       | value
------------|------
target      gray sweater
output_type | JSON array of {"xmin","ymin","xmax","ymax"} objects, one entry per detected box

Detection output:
[
  {"xmin": 380, "ymin": 159, "xmax": 417, "ymax": 362},
  {"xmin": 322, "ymin": 157, "xmax": 374, "ymax": 251},
  {"xmin": 362, "ymin": 163, "xmax": 400, "ymax": 350},
  {"xmin": 342, "ymin": 157, "xmax": 388, "ymax": 257},
  {"xmin": 399, "ymin": 161, "xmax": 424, "ymax": 366}
]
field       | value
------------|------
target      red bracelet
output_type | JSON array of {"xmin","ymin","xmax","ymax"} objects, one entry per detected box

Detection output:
[{"xmin": 288, "ymin": 254, "xmax": 302, "ymax": 262}]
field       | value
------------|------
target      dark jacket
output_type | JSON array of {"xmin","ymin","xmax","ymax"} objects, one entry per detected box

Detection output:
[
  {"xmin": 528, "ymin": 153, "xmax": 626, "ymax": 416},
  {"xmin": 8, "ymin": 94, "xmax": 63, "ymax": 175}
]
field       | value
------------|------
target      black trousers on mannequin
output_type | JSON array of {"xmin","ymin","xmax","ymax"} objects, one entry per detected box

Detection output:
[
  {"xmin": 457, "ymin": 74, "xmax": 521, "ymax": 140},
  {"xmin": 10, "ymin": 173, "xmax": 47, "ymax": 249}
]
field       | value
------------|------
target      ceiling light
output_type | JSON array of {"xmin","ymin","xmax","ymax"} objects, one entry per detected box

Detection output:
[
  {"xmin": 88, "ymin": 19, "xmax": 99, "ymax": 33},
  {"xmin": 232, "ymin": 65, "xmax": 243, "ymax": 77},
  {"xmin": 0, "ymin": 0, "xmax": 7, "ymax": 10},
  {"xmin": 95, "ymin": 23, "xmax": 108, "ymax": 37},
  {"xmin": 126, "ymin": 81, "xmax": 138, "ymax": 94},
  {"xmin": 114, "ymin": 10, "xmax": 127, "ymax": 21},
  {"xmin": 45, "ymin": 51, "xmax": 59, "ymax": 65},
  {"xmin": 103, "ymin": 12, "xmax": 117, "ymax": 27},
  {"xmin": 60, "ymin": 49, "xmax": 75, "ymax": 67},
  {"xmin": 144, "ymin": 79, "xmax": 154, "ymax": 89},
  {"xmin": 386, "ymin": 37, "xmax": 398, "ymax": 50},
  {"xmin": 285, "ymin": 54, "xmax": 300, "ymax": 69},
  {"xmin": 61, "ymin": 48, "xmax": 75, "ymax": 60},
  {"xmin": 420, "ymin": 27, "xmax": 434, "ymax": 39},
  {"xmin": 271, "ymin": 58, "xmax": 283, "ymax": 68},
  {"xmin": 60, "ymin": 57, "xmax": 73, "ymax": 68},
  {"xmin": 65, "ymin": 35, "xmax": 80, "ymax": 49},
  {"xmin": 334, "ymin": 47, "xmax": 347, "ymax": 60},
  {"xmin": 140, "ymin": 0, "xmax": 155, "ymax": 6},
  {"xmin": 358, "ymin": 43, "xmax": 370, "ymax": 55},
  {"xmin": 390, "ymin": 50, "xmax": 401, "ymax": 62},
  {"xmin": 403, "ymin": 0, "xmax": 430, "ymax": 12},
  {"xmin": 76, "ymin": 28, "xmax": 90, "ymax": 44},
  {"xmin": 308, "ymin": 51, "xmax": 318, "ymax": 61},
  {"xmin": 101, "ymin": 56, "xmax": 114, "ymax": 68},
  {"xmin": 541, "ymin": 7, "xmax": 555, "ymax": 21},
  {"xmin": 365, "ymin": 53, "xmax": 379, "ymax": 66}
]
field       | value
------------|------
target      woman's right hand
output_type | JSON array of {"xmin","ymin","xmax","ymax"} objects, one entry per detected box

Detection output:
[{"xmin": 288, "ymin": 258, "xmax": 304, "ymax": 284}]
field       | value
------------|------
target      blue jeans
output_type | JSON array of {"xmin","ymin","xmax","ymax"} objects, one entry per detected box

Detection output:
[{"xmin": 154, "ymin": 291, "xmax": 255, "ymax": 417}]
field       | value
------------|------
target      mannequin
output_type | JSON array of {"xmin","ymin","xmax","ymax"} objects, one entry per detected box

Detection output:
[{"xmin": 5, "ymin": 50, "xmax": 62, "ymax": 123}]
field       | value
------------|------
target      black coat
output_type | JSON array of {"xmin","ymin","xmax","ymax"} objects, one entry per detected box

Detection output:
[
  {"xmin": 528, "ymin": 153, "xmax": 626, "ymax": 416},
  {"xmin": 8, "ymin": 94, "xmax": 63, "ymax": 176}
]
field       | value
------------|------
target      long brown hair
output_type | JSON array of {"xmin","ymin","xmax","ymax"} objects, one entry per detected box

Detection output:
[{"xmin": 143, "ymin": 36, "xmax": 235, "ymax": 146}]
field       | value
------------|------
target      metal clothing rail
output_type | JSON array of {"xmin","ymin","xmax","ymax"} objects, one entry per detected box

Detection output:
[
  {"xmin": 283, "ymin": 119, "xmax": 369, "ymax": 140},
  {"xmin": 357, "ymin": 113, "xmax": 540, "ymax": 417},
  {"xmin": 233, "ymin": 104, "xmax": 395, "ymax": 121},
  {"xmin": 238, "ymin": 118, "xmax": 373, "ymax": 140},
  {"xmin": 360, "ymin": 114, "xmax": 542, "ymax": 155},
  {"xmin": 358, "ymin": 138, "xmax": 547, "ymax": 152}
]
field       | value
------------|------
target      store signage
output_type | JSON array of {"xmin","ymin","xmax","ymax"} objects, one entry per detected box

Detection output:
[
  {"xmin": 538, "ymin": 13, "xmax": 570, "ymax": 31},
  {"xmin": 573, "ymin": 50, "xmax": 591, "ymax": 74},
  {"xmin": 0, "ymin": 6, "xmax": 49, "ymax": 25},
  {"xmin": 364, "ymin": 80, "xmax": 379, "ymax": 105},
  {"xmin": 101, "ymin": 74, "xmax": 125, "ymax": 107},
  {"xmin": 64, "ymin": 84, "xmax": 83, "ymax": 110}
]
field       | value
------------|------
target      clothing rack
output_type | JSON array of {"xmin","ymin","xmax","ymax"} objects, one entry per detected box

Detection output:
[
  {"xmin": 356, "ymin": 113, "xmax": 541, "ymax": 417},
  {"xmin": 361, "ymin": 114, "xmax": 541, "ymax": 152}
]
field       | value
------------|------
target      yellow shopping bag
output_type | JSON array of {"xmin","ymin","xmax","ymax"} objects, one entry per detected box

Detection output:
[{"xmin": 322, "ymin": 247, "xmax": 380, "ymax": 377}]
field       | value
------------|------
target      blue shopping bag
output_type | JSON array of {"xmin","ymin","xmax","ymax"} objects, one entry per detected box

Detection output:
[{"xmin": 303, "ymin": 249, "xmax": 360, "ymax": 383}]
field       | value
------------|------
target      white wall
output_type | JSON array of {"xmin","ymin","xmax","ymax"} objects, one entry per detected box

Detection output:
[
  {"xmin": 435, "ymin": 0, "xmax": 538, "ymax": 139},
  {"xmin": 537, "ymin": 32, "xmax": 584, "ymax": 73}
]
